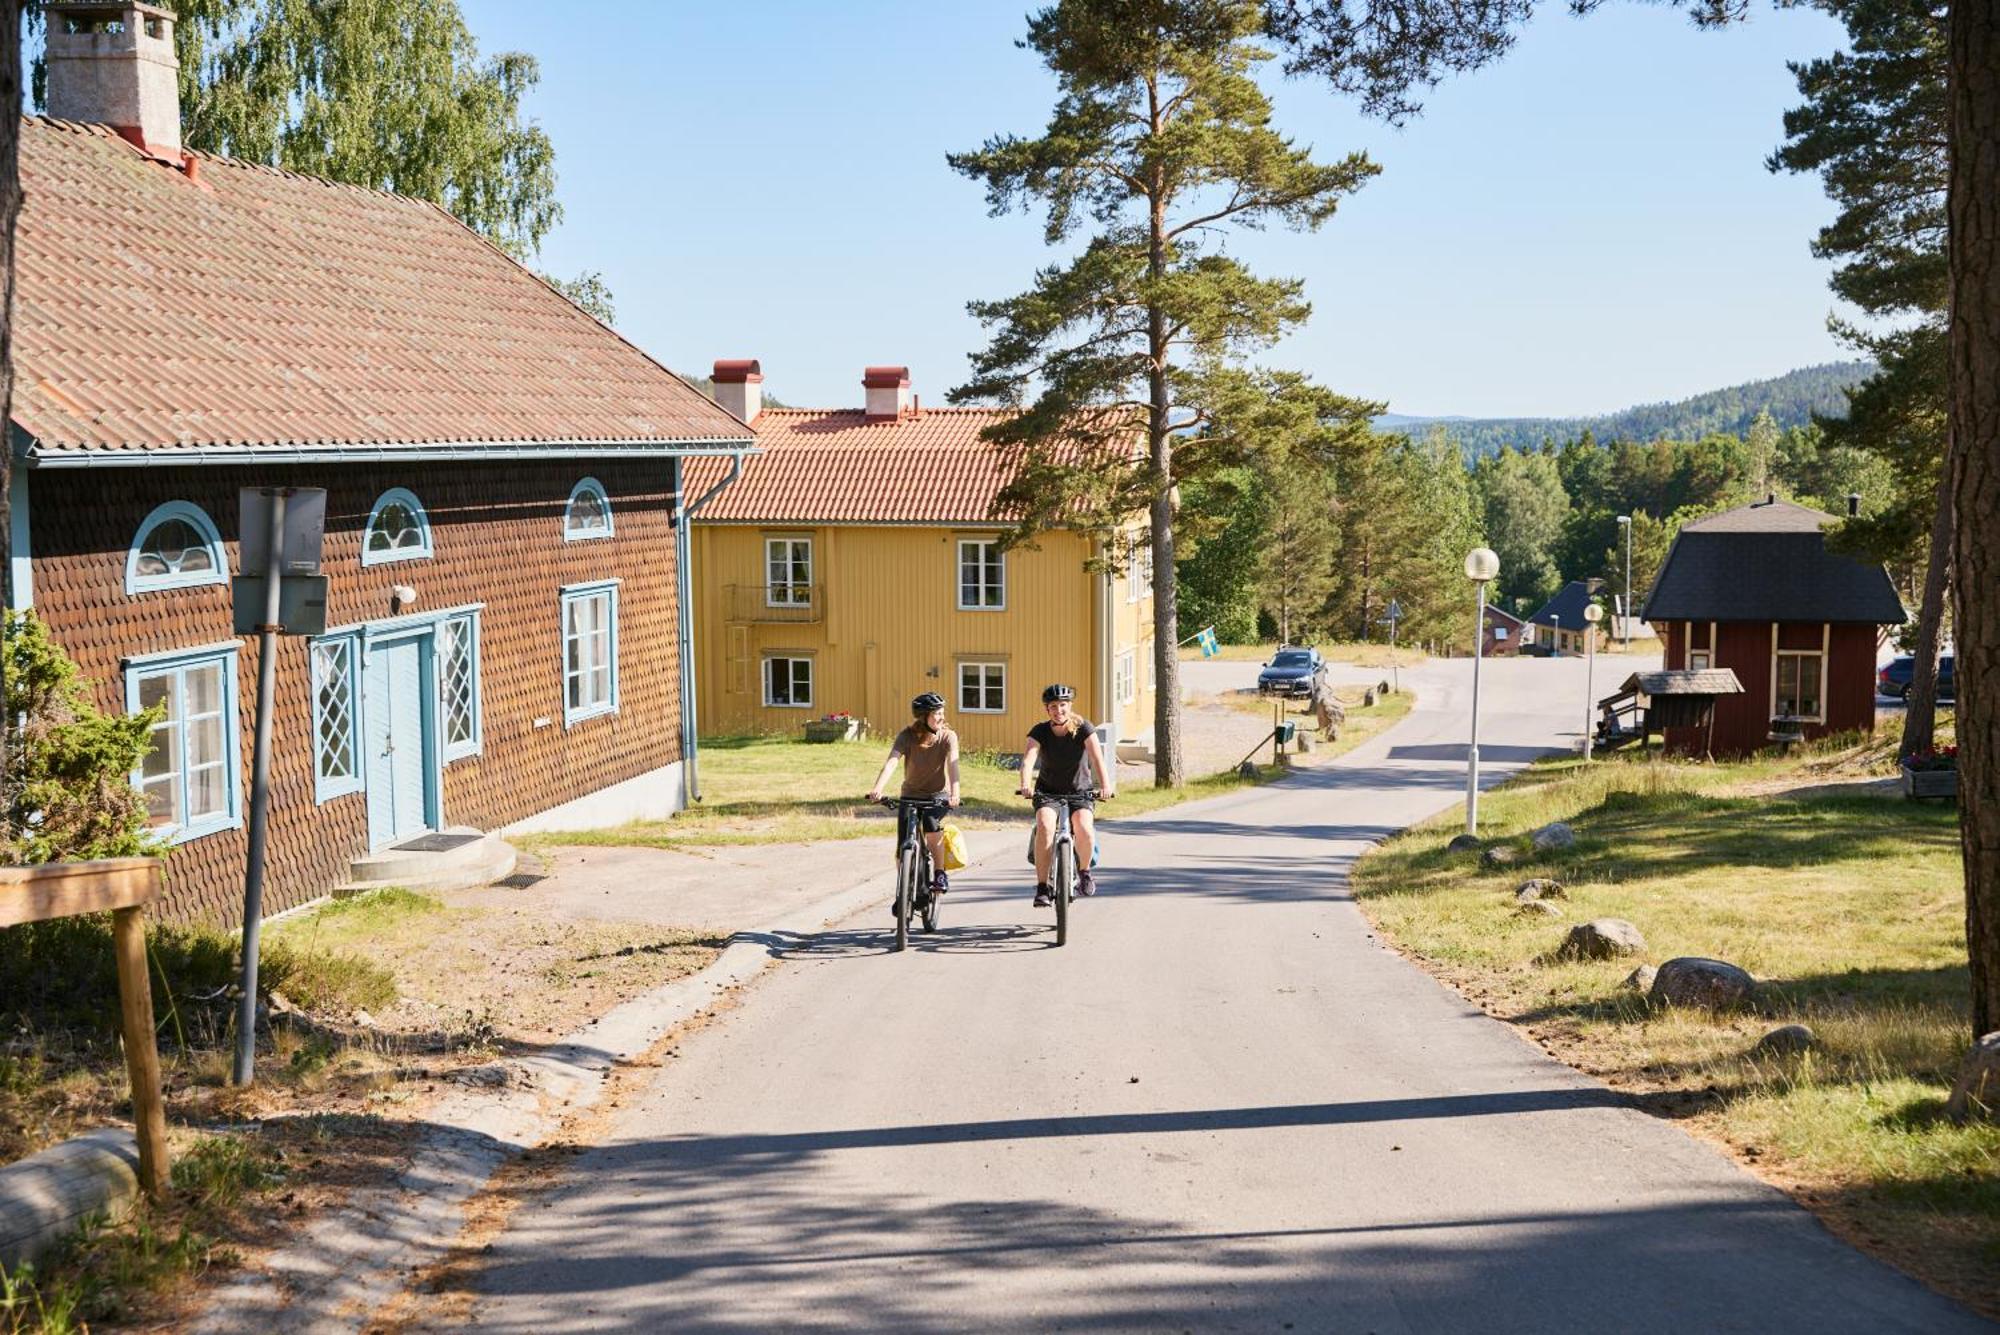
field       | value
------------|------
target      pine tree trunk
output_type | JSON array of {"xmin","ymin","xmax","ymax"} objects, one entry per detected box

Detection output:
[
  {"xmin": 1947, "ymin": 0, "xmax": 2000, "ymax": 1039},
  {"xmin": 1901, "ymin": 455, "xmax": 1954, "ymax": 760},
  {"xmin": 0, "ymin": 3, "xmax": 23, "ymax": 828}
]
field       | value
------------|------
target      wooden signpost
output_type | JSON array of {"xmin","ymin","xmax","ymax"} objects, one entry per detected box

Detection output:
[{"xmin": 0, "ymin": 858, "xmax": 169, "ymax": 1198}]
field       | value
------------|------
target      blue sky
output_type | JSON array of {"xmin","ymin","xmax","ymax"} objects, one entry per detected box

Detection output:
[{"xmin": 459, "ymin": 1, "xmax": 1854, "ymax": 419}]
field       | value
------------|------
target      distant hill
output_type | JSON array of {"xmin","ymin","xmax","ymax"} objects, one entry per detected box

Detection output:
[{"xmin": 1379, "ymin": 361, "xmax": 1874, "ymax": 458}]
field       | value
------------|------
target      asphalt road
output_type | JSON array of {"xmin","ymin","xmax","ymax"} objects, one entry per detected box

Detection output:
[{"xmin": 452, "ymin": 655, "xmax": 1988, "ymax": 1333}]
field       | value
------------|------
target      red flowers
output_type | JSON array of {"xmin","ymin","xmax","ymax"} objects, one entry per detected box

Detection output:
[{"xmin": 1904, "ymin": 744, "xmax": 1958, "ymax": 772}]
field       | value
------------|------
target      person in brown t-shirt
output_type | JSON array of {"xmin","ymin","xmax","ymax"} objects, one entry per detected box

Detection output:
[{"xmin": 867, "ymin": 692, "xmax": 962, "ymax": 896}]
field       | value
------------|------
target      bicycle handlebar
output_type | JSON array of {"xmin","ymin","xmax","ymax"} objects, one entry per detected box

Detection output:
[{"xmin": 877, "ymin": 795, "xmax": 952, "ymax": 809}]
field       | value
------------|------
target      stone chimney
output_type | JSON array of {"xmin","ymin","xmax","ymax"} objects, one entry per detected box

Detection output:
[
  {"xmin": 712, "ymin": 359, "xmax": 763, "ymax": 423},
  {"xmin": 46, "ymin": 3, "xmax": 182, "ymax": 159},
  {"xmin": 863, "ymin": 366, "xmax": 910, "ymax": 422}
]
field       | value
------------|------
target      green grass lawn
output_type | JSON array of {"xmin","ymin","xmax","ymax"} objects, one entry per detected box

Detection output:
[{"xmin": 1352, "ymin": 745, "xmax": 1997, "ymax": 1317}]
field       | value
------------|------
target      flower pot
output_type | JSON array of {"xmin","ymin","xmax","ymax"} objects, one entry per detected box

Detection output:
[{"xmin": 1901, "ymin": 764, "xmax": 1957, "ymax": 801}]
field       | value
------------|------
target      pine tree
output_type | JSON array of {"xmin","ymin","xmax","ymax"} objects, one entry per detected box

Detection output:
[{"xmin": 950, "ymin": 0, "xmax": 1375, "ymax": 786}]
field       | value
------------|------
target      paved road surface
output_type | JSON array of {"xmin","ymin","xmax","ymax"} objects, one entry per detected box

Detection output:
[{"xmin": 451, "ymin": 655, "xmax": 1987, "ymax": 1333}]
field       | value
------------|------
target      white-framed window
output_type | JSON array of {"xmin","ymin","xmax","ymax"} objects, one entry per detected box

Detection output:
[
  {"xmin": 958, "ymin": 538, "xmax": 1004, "ymax": 610},
  {"xmin": 1775, "ymin": 650, "xmax": 1824, "ymax": 720},
  {"xmin": 309, "ymin": 634, "xmax": 362, "ymax": 802},
  {"xmin": 1114, "ymin": 650, "xmax": 1136, "ymax": 705},
  {"xmin": 1136, "ymin": 539, "xmax": 1153, "ymax": 600},
  {"xmin": 561, "ymin": 580, "xmax": 620, "ymax": 725},
  {"xmin": 125, "ymin": 643, "xmax": 242, "ymax": 844},
  {"xmin": 363, "ymin": 487, "xmax": 432, "ymax": 566},
  {"xmin": 1493, "ymin": 626, "xmax": 1510, "ymax": 642},
  {"xmin": 764, "ymin": 655, "xmax": 813, "ymax": 708},
  {"xmin": 1689, "ymin": 649, "xmax": 1712, "ymax": 672},
  {"xmin": 959, "ymin": 661, "xmax": 1006, "ymax": 713},
  {"xmin": 564, "ymin": 477, "xmax": 613, "ymax": 541},
  {"xmin": 438, "ymin": 612, "xmax": 482, "ymax": 759},
  {"xmin": 126, "ymin": 501, "xmax": 227, "ymax": 595},
  {"xmin": 765, "ymin": 537, "xmax": 813, "ymax": 606}
]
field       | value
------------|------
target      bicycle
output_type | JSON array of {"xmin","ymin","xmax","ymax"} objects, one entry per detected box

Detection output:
[
  {"xmin": 879, "ymin": 795, "xmax": 949, "ymax": 951},
  {"xmin": 1031, "ymin": 792, "xmax": 1112, "ymax": 948}
]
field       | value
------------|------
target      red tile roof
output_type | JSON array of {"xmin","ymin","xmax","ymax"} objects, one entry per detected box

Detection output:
[{"xmin": 11, "ymin": 118, "xmax": 753, "ymax": 458}]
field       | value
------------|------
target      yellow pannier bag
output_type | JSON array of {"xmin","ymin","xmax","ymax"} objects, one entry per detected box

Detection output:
[{"xmin": 937, "ymin": 822, "xmax": 970, "ymax": 871}]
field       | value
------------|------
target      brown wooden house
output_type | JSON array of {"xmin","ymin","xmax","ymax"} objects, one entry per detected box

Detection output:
[
  {"xmin": 1642, "ymin": 497, "xmax": 1905, "ymax": 757},
  {"xmin": 4, "ymin": 5, "xmax": 755, "ymax": 923}
]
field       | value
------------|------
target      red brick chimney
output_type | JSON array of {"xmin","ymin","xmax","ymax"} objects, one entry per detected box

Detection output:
[
  {"xmin": 712, "ymin": 359, "xmax": 763, "ymax": 423},
  {"xmin": 46, "ymin": 2, "xmax": 182, "ymax": 160}
]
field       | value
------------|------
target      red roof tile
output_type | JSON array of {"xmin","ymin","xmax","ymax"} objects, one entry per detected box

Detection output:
[{"xmin": 11, "ymin": 118, "xmax": 753, "ymax": 457}]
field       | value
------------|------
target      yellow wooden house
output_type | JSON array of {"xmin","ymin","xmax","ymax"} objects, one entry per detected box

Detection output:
[{"xmin": 685, "ymin": 363, "xmax": 1155, "ymax": 753}]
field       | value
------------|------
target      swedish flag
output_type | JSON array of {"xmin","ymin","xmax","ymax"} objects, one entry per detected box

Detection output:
[{"xmin": 1197, "ymin": 627, "xmax": 1219, "ymax": 658}]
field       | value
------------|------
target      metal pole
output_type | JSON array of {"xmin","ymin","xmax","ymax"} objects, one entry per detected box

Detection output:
[
  {"xmin": 1390, "ymin": 618, "xmax": 1399, "ymax": 695},
  {"xmin": 1467, "ymin": 581, "xmax": 1486, "ymax": 836},
  {"xmin": 1583, "ymin": 623, "xmax": 1596, "ymax": 761},
  {"xmin": 1624, "ymin": 522, "xmax": 1633, "ymax": 650},
  {"xmin": 232, "ymin": 490, "xmax": 286, "ymax": 1087}
]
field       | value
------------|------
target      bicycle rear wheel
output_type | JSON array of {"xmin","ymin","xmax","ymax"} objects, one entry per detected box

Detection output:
[
  {"xmin": 894, "ymin": 848, "xmax": 913, "ymax": 952},
  {"xmin": 1054, "ymin": 840, "xmax": 1072, "ymax": 947}
]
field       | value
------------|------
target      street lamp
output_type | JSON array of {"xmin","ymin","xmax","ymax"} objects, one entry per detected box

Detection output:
[
  {"xmin": 1583, "ymin": 602, "xmax": 1603, "ymax": 761},
  {"xmin": 1464, "ymin": 546, "xmax": 1500, "ymax": 836},
  {"xmin": 1616, "ymin": 515, "xmax": 1633, "ymax": 649}
]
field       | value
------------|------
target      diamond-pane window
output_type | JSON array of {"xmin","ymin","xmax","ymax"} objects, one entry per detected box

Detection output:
[
  {"xmin": 440, "ymin": 615, "xmax": 480, "ymax": 755},
  {"xmin": 362, "ymin": 488, "xmax": 432, "ymax": 565},
  {"xmin": 310, "ymin": 637, "xmax": 360, "ymax": 799}
]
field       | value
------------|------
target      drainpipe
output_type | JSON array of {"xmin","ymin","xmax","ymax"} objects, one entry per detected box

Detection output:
[{"xmin": 675, "ymin": 451, "xmax": 745, "ymax": 807}]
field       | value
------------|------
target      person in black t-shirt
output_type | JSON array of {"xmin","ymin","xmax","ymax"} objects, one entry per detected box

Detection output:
[{"xmin": 1018, "ymin": 683, "xmax": 1116, "ymax": 907}]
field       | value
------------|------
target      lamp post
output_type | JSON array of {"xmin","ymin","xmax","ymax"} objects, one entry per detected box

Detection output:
[
  {"xmin": 1464, "ymin": 547, "xmax": 1500, "ymax": 836},
  {"xmin": 1583, "ymin": 602, "xmax": 1603, "ymax": 760},
  {"xmin": 1616, "ymin": 514, "xmax": 1633, "ymax": 649}
]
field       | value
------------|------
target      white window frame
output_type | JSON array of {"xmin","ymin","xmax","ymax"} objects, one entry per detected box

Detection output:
[
  {"xmin": 362, "ymin": 487, "xmax": 433, "ymax": 566},
  {"xmin": 765, "ymin": 537, "xmax": 814, "ymax": 607},
  {"xmin": 561, "ymin": 580, "xmax": 620, "ymax": 726},
  {"xmin": 1114, "ymin": 649, "xmax": 1136, "ymax": 706},
  {"xmin": 1774, "ymin": 649, "xmax": 1826, "ymax": 722},
  {"xmin": 1688, "ymin": 649, "xmax": 1712, "ymax": 673},
  {"xmin": 563, "ymin": 477, "xmax": 614, "ymax": 542},
  {"xmin": 958, "ymin": 538, "xmax": 1006, "ymax": 611},
  {"xmin": 125, "ymin": 500, "xmax": 228, "ymax": 596},
  {"xmin": 763, "ymin": 655, "xmax": 814, "ymax": 709},
  {"xmin": 958, "ymin": 661, "xmax": 1007, "ymax": 714},
  {"xmin": 437, "ymin": 611, "xmax": 483, "ymax": 760},
  {"xmin": 309, "ymin": 633, "xmax": 364, "ymax": 802},
  {"xmin": 1137, "ymin": 539, "xmax": 1153, "ymax": 600},
  {"xmin": 124, "ymin": 642, "xmax": 243, "ymax": 845}
]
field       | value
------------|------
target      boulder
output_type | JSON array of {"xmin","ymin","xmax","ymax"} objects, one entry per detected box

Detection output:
[
  {"xmin": 1649, "ymin": 957, "xmax": 1757, "ymax": 1011},
  {"xmin": 1238, "ymin": 760, "xmax": 1259, "ymax": 779},
  {"xmin": 1363, "ymin": 688, "xmax": 1377, "ymax": 707},
  {"xmin": 1531, "ymin": 821, "xmax": 1577, "ymax": 851},
  {"xmin": 1558, "ymin": 918, "xmax": 1646, "ymax": 960},
  {"xmin": 1514, "ymin": 878, "xmax": 1566, "ymax": 903},
  {"xmin": 1447, "ymin": 834, "xmax": 1483, "ymax": 854},
  {"xmin": 1515, "ymin": 900, "xmax": 1564, "ymax": 918},
  {"xmin": 1620, "ymin": 964, "xmax": 1658, "ymax": 993},
  {"xmin": 1754, "ymin": 1024, "xmax": 1815, "ymax": 1057},
  {"xmin": 1946, "ymin": 1031, "xmax": 2000, "ymax": 1124},
  {"xmin": 1481, "ymin": 845, "xmax": 1520, "ymax": 870}
]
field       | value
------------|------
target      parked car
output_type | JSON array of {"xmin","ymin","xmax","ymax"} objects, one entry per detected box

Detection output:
[
  {"xmin": 1879, "ymin": 654, "xmax": 1954, "ymax": 701},
  {"xmin": 1258, "ymin": 646, "xmax": 1323, "ymax": 697}
]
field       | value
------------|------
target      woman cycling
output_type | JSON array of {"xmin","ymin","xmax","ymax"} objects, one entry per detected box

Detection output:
[
  {"xmin": 1018, "ymin": 683, "xmax": 1115, "ymax": 907},
  {"xmin": 867, "ymin": 692, "xmax": 962, "ymax": 898}
]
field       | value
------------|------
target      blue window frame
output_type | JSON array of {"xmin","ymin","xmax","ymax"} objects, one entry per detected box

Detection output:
[
  {"xmin": 309, "ymin": 633, "xmax": 363, "ymax": 802},
  {"xmin": 126, "ymin": 501, "xmax": 227, "ymax": 595},
  {"xmin": 438, "ymin": 611, "xmax": 483, "ymax": 760},
  {"xmin": 560, "ymin": 580, "xmax": 620, "ymax": 726},
  {"xmin": 564, "ymin": 477, "xmax": 614, "ymax": 542},
  {"xmin": 124, "ymin": 643, "xmax": 243, "ymax": 844},
  {"xmin": 362, "ymin": 487, "xmax": 432, "ymax": 566}
]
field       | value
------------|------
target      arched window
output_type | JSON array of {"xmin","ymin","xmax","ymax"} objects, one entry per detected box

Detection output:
[
  {"xmin": 126, "ymin": 501, "xmax": 227, "ymax": 595},
  {"xmin": 564, "ymin": 477, "xmax": 613, "ymax": 541},
  {"xmin": 362, "ymin": 488, "xmax": 432, "ymax": 566}
]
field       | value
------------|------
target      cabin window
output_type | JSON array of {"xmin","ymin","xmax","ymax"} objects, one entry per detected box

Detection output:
[
  {"xmin": 439, "ymin": 613, "xmax": 482, "ymax": 759},
  {"xmin": 564, "ymin": 478, "xmax": 614, "ymax": 541},
  {"xmin": 764, "ymin": 656, "xmax": 813, "ymax": 709},
  {"xmin": 1115, "ymin": 651, "xmax": 1137, "ymax": 705},
  {"xmin": 561, "ymin": 581, "xmax": 620, "ymax": 724},
  {"xmin": 309, "ymin": 635, "xmax": 362, "ymax": 801},
  {"xmin": 1775, "ymin": 650, "xmax": 1824, "ymax": 721},
  {"xmin": 958, "ymin": 539, "xmax": 1005, "ymax": 610},
  {"xmin": 363, "ymin": 488, "xmax": 432, "ymax": 565},
  {"xmin": 959, "ymin": 661, "xmax": 1005, "ymax": 714},
  {"xmin": 126, "ymin": 501, "xmax": 227, "ymax": 595},
  {"xmin": 125, "ymin": 644, "xmax": 242, "ymax": 843},
  {"xmin": 1689, "ymin": 649, "xmax": 1712, "ymax": 672},
  {"xmin": 765, "ymin": 538, "xmax": 813, "ymax": 607}
]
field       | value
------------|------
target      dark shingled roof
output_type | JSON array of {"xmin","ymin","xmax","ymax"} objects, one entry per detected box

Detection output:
[
  {"xmin": 1643, "ymin": 498, "xmax": 1905, "ymax": 624},
  {"xmin": 1526, "ymin": 580, "xmax": 1599, "ymax": 629},
  {"xmin": 1619, "ymin": 669, "xmax": 1745, "ymax": 697}
]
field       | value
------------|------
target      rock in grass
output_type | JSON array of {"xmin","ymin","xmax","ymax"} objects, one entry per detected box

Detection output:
[
  {"xmin": 1754, "ymin": 1024, "xmax": 1815, "ymax": 1057},
  {"xmin": 1531, "ymin": 821, "xmax": 1577, "ymax": 851},
  {"xmin": 1558, "ymin": 918, "xmax": 1645, "ymax": 960},
  {"xmin": 1238, "ymin": 760, "xmax": 1259, "ymax": 779},
  {"xmin": 1514, "ymin": 878, "xmax": 1566, "ymax": 903},
  {"xmin": 1515, "ymin": 900, "xmax": 1564, "ymax": 918},
  {"xmin": 1481, "ymin": 845, "xmax": 1520, "ymax": 869},
  {"xmin": 1946, "ymin": 1031, "xmax": 2000, "ymax": 1124},
  {"xmin": 1649, "ymin": 957, "xmax": 1757, "ymax": 1011},
  {"xmin": 1447, "ymin": 834, "xmax": 1482, "ymax": 854},
  {"xmin": 1621, "ymin": 964, "xmax": 1658, "ymax": 993}
]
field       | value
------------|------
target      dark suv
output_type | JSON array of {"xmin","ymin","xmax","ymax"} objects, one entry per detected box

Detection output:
[
  {"xmin": 1257, "ymin": 647, "xmax": 1323, "ymax": 698},
  {"xmin": 1879, "ymin": 654, "xmax": 1954, "ymax": 701}
]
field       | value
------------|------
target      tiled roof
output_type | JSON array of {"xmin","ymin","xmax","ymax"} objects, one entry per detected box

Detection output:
[
  {"xmin": 688, "ymin": 406, "xmax": 1124, "ymax": 525},
  {"xmin": 1644, "ymin": 498, "xmax": 1906, "ymax": 624},
  {"xmin": 11, "ymin": 118, "xmax": 753, "ymax": 458}
]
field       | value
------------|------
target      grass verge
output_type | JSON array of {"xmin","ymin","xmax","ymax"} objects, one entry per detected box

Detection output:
[
  {"xmin": 1178, "ymin": 640, "xmax": 1427, "ymax": 668},
  {"xmin": 1351, "ymin": 742, "xmax": 1998, "ymax": 1318}
]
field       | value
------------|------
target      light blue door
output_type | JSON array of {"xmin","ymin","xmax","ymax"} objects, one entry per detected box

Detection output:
[{"xmin": 364, "ymin": 637, "xmax": 433, "ymax": 847}]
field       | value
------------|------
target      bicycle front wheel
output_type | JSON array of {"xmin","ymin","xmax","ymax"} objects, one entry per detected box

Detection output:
[
  {"xmin": 895, "ymin": 848, "xmax": 913, "ymax": 952},
  {"xmin": 920, "ymin": 848, "xmax": 941, "ymax": 933},
  {"xmin": 1054, "ymin": 840, "xmax": 1072, "ymax": 947}
]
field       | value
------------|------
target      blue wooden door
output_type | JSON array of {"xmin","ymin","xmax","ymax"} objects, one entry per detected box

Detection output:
[{"xmin": 364, "ymin": 637, "xmax": 432, "ymax": 847}]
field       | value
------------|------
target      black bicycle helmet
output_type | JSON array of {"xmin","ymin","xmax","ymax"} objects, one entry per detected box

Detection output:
[
  {"xmin": 1041, "ymin": 683, "xmax": 1076, "ymax": 704},
  {"xmin": 911, "ymin": 691, "xmax": 946, "ymax": 715}
]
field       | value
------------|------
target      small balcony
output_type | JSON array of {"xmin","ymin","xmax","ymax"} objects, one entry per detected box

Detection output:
[{"xmin": 726, "ymin": 583, "xmax": 824, "ymax": 624}]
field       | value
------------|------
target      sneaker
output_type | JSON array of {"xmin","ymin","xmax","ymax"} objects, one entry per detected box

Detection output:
[
  {"xmin": 1033, "ymin": 883, "xmax": 1054, "ymax": 908},
  {"xmin": 931, "ymin": 870, "xmax": 950, "ymax": 895},
  {"xmin": 1076, "ymin": 869, "xmax": 1095, "ymax": 898}
]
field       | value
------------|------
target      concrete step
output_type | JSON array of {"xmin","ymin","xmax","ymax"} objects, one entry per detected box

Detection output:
[{"xmin": 338, "ymin": 827, "xmax": 517, "ymax": 897}]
